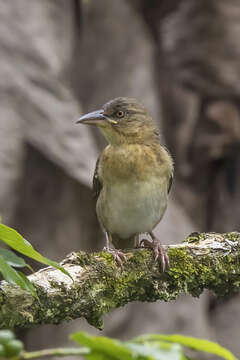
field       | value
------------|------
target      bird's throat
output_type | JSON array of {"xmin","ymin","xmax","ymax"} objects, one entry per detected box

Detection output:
[{"xmin": 99, "ymin": 122, "xmax": 159, "ymax": 146}]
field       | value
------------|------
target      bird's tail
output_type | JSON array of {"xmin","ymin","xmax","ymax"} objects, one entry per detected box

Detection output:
[{"xmin": 111, "ymin": 234, "xmax": 137, "ymax": 250}]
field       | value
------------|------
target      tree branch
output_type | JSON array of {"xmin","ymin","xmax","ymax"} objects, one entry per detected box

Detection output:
[{"xmin": 0, "ymin": 232, "xmax": 240, "ymax": 330}]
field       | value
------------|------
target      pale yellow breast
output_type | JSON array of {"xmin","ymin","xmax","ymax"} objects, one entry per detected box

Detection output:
[{"xmin": 96, "ymin": 143, "xmax": 173, "ymax": 238}]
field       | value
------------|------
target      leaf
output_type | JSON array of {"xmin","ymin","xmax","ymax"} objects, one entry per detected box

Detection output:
[
  {"xmin": 0, "ymin": 247, "xmax": 32, "ymax": 271},
  {"xmin": 17, "ymin": 271, "xmax": 39, "ymax": 300},
  {"xmin": 0, "ymin": 224, "xmax": 72, "ymax": 279},
  {"xmin": 134, "ymin": 334, "xmax": 237, "ymax": 360},
  {"xmin": 126, "ymin": 342, "xmax": 185, "ymax": 360},
  {"xmin": 0, "ymin": 257, "xmax": 38, "ymax": 299},
  {"xmin": 70, "ymin": 332, "xmax": 134, "ymax": 360},
  {"xmin": 71, "ymin": 332, "xmax": 187, "ymax": 360},
  {"xmin": 85, "ymin": 353, "xmax": 114, "ymax": 360}
]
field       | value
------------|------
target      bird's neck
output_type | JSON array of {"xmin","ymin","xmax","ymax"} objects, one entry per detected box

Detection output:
[{"xmin": 100, "ymin": 125, "xmax": 159, "ymax": 146}]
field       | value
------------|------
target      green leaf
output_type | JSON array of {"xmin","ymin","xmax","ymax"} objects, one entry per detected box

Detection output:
[
  {"xmin": 71, "ymin": 332, "xmax": 187, "ymax": 360},
  {"xmin": 0, "ymin": 224, "xmax": 72, "ymax": 279},
  {"xmin": 0, "ymin": 330, "xmax": 15, "ymax": 345},
  {"xmin": 85, "ymin": 353, "xmax": 114, "ymax": 360},
  {"xmin": 134, "ymin": 334, "xmax": 237, "ymax": 360},
  {"xmin": 126, "ymin": 342, "xmax": 185, "ymax": 360},
  {"xmin": 70, "ymin": 332, "xmax": 134, "ymax": 360},
  {"xmin": 17, "ymin": 271, "xmax": 39, "ymax": 300},
  {"xmin": 0, "ymin": 257, "xmax": 38, "ymax": 299},
  {"xmin": 0, "ymin": 247, "xmax": 33, "ymax": 271}
]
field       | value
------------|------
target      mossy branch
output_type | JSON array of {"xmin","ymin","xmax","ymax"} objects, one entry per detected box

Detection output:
[{"xmin": 0, "ymin": 232, "xmax": 240, "ymax": 330}]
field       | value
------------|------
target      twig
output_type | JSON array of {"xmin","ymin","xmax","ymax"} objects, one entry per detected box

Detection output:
[{"xmin": 22, "ymin": 347, "xmax": 88, "ymax": 359}]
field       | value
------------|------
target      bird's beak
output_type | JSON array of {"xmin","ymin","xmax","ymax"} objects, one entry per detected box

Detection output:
[{"xmin": 76, "ymin": 109, "xmax": 107, "ymax": 126}]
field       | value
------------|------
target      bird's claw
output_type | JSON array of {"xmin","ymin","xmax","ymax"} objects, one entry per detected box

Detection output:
[
  {"xmin": 140, "ymin": 238, "xmax": 170, "ymax": 272},
  {"xmin": 103, "ymin": 247, "xmax": 127, "ymax": 267}
]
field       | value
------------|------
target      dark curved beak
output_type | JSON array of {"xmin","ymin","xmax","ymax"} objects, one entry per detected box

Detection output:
[{"xmin": 76, "ymin": 109, "xmax": 107, "ymax": 125}]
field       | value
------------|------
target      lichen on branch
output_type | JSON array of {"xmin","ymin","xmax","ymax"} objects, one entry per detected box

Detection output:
[{"xmin": 0, "ymin": 232, "xmax": 240, "ymax": 330}]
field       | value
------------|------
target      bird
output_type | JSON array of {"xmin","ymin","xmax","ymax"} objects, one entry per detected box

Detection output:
[{"xmin": 76, "ymin": 97, "xmax": 173, "ymax": 271}]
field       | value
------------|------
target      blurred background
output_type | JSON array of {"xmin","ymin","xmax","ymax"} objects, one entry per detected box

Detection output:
[{"xmin": 1, "ymin": 0, "xmax": 240, "ymax": 357}]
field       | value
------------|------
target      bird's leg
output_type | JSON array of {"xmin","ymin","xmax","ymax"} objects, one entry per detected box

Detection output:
[
  {"xmin": 134, "ymin": 234, "xmax": 141, "ymax": 248},
  {"xmin": 103, "ymin": 232, "xmax": 126, "ymax": 267},
  {"xmin": 140, "ymin": 232, "xmax": 170, "ymax": 272},
  {"xmin": 105, "ymin": 231, "xmax": 111, "ymax": 249}
]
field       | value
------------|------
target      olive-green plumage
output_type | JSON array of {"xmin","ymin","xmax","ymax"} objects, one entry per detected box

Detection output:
[{"xmin": 77, "ymin": 97, "xmax": 173, "ymax": 270}]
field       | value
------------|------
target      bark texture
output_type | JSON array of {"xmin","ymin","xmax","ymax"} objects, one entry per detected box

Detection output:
[{"xmin": 1, "ymin": 232, "xmax": 239, "ymax": 330}]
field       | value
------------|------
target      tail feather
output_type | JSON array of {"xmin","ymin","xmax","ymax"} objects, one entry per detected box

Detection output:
[{"xmin": 112, "ymin": 234, "xmax": 137, "ymax": 250}]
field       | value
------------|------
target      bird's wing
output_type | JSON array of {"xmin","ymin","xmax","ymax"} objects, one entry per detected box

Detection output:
[
  {"xmin": 93, "ymin": 156, "xmax": 103, "ymax": 203},
  {"xmin": 168, "ymin": 174, "xmax": 173, "ymax": 194}
]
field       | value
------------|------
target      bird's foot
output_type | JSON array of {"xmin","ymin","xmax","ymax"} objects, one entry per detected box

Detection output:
[
  {"xmin": 140, "ymin": 238, "xmax": 170, "ymax": 272},
  {"xmin": 103, "ymin": 247, "xmax": 127, "ymax": 267},
  {"xmin": 135, "ymin": 237, "xmax": 142, "ymax": 248}
]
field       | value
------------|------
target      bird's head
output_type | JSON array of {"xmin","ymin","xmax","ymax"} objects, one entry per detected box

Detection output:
[{"xmin": 76, "ymin": 97, "xmax": 158, "ymax": 145}]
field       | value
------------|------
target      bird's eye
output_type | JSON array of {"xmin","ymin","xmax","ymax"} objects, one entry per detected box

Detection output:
[{"xmin": 116, "ymin": 110, "xmax": 124, "ymax": 118}]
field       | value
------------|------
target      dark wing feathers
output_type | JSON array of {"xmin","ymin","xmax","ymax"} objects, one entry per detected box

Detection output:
[
  {"xmin": 168, "ymin": 174, "xmax": 173, "ymax": 194},
  {"xmin": 93, "ymin": 156, "xmax": 102, "ymax": 203}
]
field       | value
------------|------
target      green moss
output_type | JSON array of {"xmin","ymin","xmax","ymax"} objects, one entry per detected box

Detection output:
[
  {"xmin": 167, "ymin": 245, "xmax": 240, "ymax": 298},
  {"xmin": 225, "ymin": 232, "xmax": 240, "ymax": 242},
  {"xmin": 74, "ymin": 251, "xmax": 93, "ymax": 266},
  {"xmin": 1, "ymin": 232, "xmax": 240, "ymax": 330},
  {"xmin": 98, "ymin": 251, "xmax": 116, "ymax": 265},
  {"xmin": 185, "ymin": 232, "xmax": 206, "ymax": 244}
]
